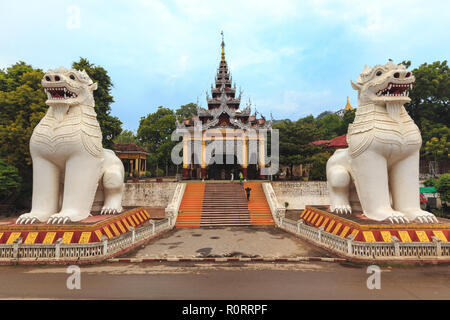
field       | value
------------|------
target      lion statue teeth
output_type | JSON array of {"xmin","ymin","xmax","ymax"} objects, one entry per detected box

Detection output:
[
  {"xmin": 16, "ymin": 67, "xmax": 125, "ymax": 225},
  {"xmin": 326, "ymin": 60, "xmax": 438, "ymax": 224}
]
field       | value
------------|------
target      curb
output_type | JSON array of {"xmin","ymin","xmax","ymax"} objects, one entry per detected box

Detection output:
[{"xmin": 107, "ymin": 256, "xmax": 346, "ymax": 263}]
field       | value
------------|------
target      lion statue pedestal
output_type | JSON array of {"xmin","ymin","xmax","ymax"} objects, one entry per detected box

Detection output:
[
  {"xmin": 326, "ymin": 61, "xmax": 437, "ymax": 224},
  {"xmin": 17, "ymin": 67, "xmax": 125, "ymax": 224}
]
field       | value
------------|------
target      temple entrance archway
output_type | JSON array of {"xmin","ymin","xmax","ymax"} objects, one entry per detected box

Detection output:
[{"xmin": 207, "ymin": 154, "xmax": 241, "ymax": 180}]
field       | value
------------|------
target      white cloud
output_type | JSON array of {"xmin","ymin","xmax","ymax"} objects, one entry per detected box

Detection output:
[
  {"xmin": 230, "ymin": 46, "xmax": 302, "ymax": 70},
  {"xmin": 305, "ymin": 0, "xmax": 450, "ymax": 40},
  {"xmin": 251, "ymin": 89, "xmax": 335, "ymax": 120}
]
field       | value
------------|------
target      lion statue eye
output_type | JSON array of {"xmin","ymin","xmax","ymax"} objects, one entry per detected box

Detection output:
[
  {"xmin": 376, "ymin": 71, "xmax": 382, "ymax": 76},
  {"xmin": 70, "ymin": 74, "xmax": 76, "ymax": 80}
]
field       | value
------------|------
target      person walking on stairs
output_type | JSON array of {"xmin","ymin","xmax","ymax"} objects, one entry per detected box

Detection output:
[
  {"xmin": 245, "ymin": 187, "xmax": 252, "ymax": 201},
  {"xmin": 239, "ymin": 171, "xmax": 244, "ymax": 185}
]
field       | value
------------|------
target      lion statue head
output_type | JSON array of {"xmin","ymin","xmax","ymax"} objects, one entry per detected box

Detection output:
[
  {"xmin": 42, "ymin": 67, "xmax": 98, "ymax": 109},
  {"xmin": 351, "ymin": 60, "xmax": 415, "ymax": 121}
]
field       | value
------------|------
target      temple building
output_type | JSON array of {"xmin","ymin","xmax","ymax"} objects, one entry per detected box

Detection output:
[{"xmin": 176, "ymin": 33, "xmax": 272, "ymax": 180}]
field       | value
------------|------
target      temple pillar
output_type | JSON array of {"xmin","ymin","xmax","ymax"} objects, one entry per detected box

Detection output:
[
  {"xmin": 182, "ymin": 136, "xmax": 189, "ymax": 179},
  {"xmin": 129, "ymin": 160, "xmax": 133, "ymax": 177},
  {"xmin": 259, "ymin": 138, "xmax": 265, "ymax": 179},
  {"xmin": 201, "ymin": 140, "xmax": 207, "ymax": 179},
  {"xmin": 135, "ymin": 158, "xmax": 139, "ymax": 177},
  {"xmin": 242, "ymin": 138, "xmax": 248, "ymax": 179}
]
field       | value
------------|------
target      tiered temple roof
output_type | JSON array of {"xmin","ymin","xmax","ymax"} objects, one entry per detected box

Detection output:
[{"xmin": 176, "ymin": 33, "xmax": 271, "ymax": 131}]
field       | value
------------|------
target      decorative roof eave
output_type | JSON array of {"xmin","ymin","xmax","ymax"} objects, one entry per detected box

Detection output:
[
  {"xmin": 211, "ymin": 87, "xmax": 236, "ymax": 93},
  {"xmin": 196, "ymin": 106, "xmax": 210, "ymax": 117},
  {"xmin": 113, "ymin": 143, "xmax": 151, "ymax": 155},
  {"xmin": 207, "ymin": 98, "xmax": 241, "ymax": 105},
  {"xmin": 215, "ymin": 77, "xmax": 232, "ymax": 83}
]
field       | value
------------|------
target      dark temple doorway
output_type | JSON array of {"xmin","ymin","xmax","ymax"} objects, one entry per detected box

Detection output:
[{"xmin": 207, "ymin": 154, "xmax": 241, "ymax": 180}]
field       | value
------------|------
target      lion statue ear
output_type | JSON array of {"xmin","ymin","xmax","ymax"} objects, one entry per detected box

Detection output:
[
  {"xmin": 89, "ymin": 82, "xmax": 98, "ymax": 91},
  {"xmin": 351, "ymin": 80, "xmax": 361, "ymax": 91}
]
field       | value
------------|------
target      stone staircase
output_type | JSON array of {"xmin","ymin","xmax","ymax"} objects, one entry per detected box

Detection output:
[
  {"xmin": 201, "ymin": 183, "xmax": 251, "ymax": 227},
  {"xmin": 244, "ymin": 182, "xmax": 275, "ymax": 226},
  {"xmin": 175, "ymin": 183, "xmax": 205, "ymax": 227},
  {"xmin": 175, "ymin": 182, "xmax": 275, "ymax": 227}
]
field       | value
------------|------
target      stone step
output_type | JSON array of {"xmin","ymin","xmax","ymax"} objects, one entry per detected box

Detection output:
[
  {"xmin": 176, "ymin": 182, "xmax": 274, "ymax": 228},
  {"xmin": 198, "ymin": 183, "xmax": 250, "ymax": 227}
]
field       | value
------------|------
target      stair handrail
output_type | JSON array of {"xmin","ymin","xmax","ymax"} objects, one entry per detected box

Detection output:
[
  {"xmin": 165, "ymin": 183, "xmax": 186, "ymax": 228},
  {"xmin": 262, "ymin": 182, "xmax": 286, "ymax": 227}
]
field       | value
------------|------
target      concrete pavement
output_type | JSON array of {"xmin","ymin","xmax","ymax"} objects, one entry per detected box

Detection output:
[{"xmin": 130, "ymin": 227, "xmax": 333, "ymax": 259}]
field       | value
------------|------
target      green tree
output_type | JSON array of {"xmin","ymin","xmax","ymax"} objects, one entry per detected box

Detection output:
[
  {"xmin": 176, "ymin": 103, "xmax": 198, "ymax": 120},
  {"xmin": 0, "ymin": 160, "xmax": 22, "ymax": 204},
  {"xmin": 341, "ymin": 108, "xmax": 356, "ymax": 135},
  {"xmin": 421, "ymin": 119, "xmax": 450, "ymax": 143},
  {"xmin": 72, "ymin": 58, "xmax": 122, "ymax": 148},
  {"xmin": 274, "ymin": 116, "xmax": 322, "ymax": 178},
  {"xmin": 316, "ymin": 113, "xmax": 342, "ymax": 139},
  {"xmin": 0, "ymin": 62, "xmax": 47, "ymax": 198},
  {"xmin": 420, "ymin": 119, "xmax": 450, "ymax": 160},
  {"xmin": 424, "ymin": 136, "xmax": 450, "ymax": 162},
  {"xmin": 307, "ymin": 151, "xmax": 331, "ymax": 181},
  {"xmin": 435, "ymin": 173, "xmax": 450, "ymax": 204},
  {"xmin": 113, "ymin": 129, "xmax": 139, "ymax": 144},
  {"xmin": 137, "ymin": 106, "xmax": 177, "ymax": 175},
  {"xmin": 405, "ymin": 60, "xmax": 449, "ymax": 128},
  {"xmin": 423, "ymin": 177, "xmax": 437, "ymax": 188}
]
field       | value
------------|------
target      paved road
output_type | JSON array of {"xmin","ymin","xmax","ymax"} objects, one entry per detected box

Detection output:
[{"xmin": 0, "ymin": 262, "xmax": 448, "ymax": 299}]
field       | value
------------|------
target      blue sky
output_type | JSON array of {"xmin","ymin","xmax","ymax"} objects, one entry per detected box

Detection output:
[{"xmin": 1, "ymin": 0, "xmax": 449, "ymax": 131}]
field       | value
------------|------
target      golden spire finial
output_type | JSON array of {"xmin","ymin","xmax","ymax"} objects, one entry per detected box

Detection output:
[
  {"xmin": 345, "ymin": 96, "xmax": 353, "ymax": 110},
  {"xmin": 221, "ymin": 31, "xmax": 225, "ymax": 61}
]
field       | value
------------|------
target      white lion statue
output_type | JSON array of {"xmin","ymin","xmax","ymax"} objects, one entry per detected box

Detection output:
[
  {"xmin": 17, "ymin": 67, "xmax": 125, "ymax": 224},
  {"xmin": 326, "ymin": 60, "xmax": 438, "ymax": 224}
]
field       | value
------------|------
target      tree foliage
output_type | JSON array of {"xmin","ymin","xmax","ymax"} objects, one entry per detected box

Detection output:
[
  {"xmin": 316, "ymin": 113, "xmax": 342, "ymax": 139},
  {"xmin": 137, "ymin": 106, "xmax": 177, "ymax": 173},
  {"xmin": 308, "ymin": 151, "xmax": 331, "ymax": 181},
  {"xmin": 0, "ymin": 160, "xmax": 22, "ymax": 203},
  {"xmin": 436, "ymin": 173, "xmax": 450, "ymax": 204},
  {"xmin": 315, "ymin": 109, "xmax": 355, "ymax": 140},
  {"xmin": 72, "ymin": 58, "xmax": 122, "ymax": 148},
  {"xmin": 176, "ymin": 103, "xmax": 198, "ymax": 120},
  {"xmin": 0, "ymin": 62, "xmax": 47, "ymax": 196},
  {"xmin": 405, "ymin": 60, "xmax": 449, "ymax": 129},
  {"xmin": 137, "ymin": 103, "xmax": 201, "ymax": 175},
  {"xmin": 113, "ymin": 129, "xmax": 139, "ymax": 144},
  {"xmin": 424, "ymin": 136, "xmax": 450, "ymax": 161},
  {"xmin": 273, "ymin": 117, "xmax": 323, "ymax": 177},
  {"xmin": 137, "ymin": 106, "xmax": 177, "ymax": 150},
  {"xmin": 420, "ymin": 119, "xmax": 450, "ymax": 160},
  {"xmin": 341, "ymin": 109, "xmax": 356, "ymax": 133}
]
